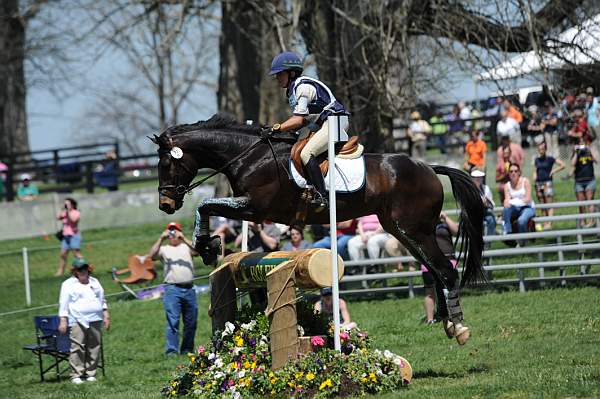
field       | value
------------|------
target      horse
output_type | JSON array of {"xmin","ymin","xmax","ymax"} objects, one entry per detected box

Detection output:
[{"xmin": 152, "ymin": 114, "xmax": 485, "ymax": 345}]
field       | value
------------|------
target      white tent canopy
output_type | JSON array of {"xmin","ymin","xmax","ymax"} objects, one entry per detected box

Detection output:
[{"xmin": 475, "ymin": 14, "xmax": 600, "ymax": 82}]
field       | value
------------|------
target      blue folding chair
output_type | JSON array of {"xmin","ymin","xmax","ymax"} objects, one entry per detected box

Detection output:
[{"xmin": 23, "ymin": 316, "xmax": 71, "ymax": 382}]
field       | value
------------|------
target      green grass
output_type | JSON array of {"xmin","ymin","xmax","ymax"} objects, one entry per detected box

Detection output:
[{"xmin": 0, "ymin": 171, "xmax": 598, "ymax": 398}]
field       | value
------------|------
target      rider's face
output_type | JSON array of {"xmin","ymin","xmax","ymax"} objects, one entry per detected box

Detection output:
[{"xmin": 275, "ymin": 71, "xmax": 289, "ymax": 88}]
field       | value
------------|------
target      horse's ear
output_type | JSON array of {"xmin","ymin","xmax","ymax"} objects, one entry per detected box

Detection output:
[{"xmin": 148, "ymin": 135, "xmax": 158, "ymax": 145}]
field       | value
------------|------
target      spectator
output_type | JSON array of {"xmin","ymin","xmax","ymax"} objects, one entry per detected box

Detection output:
[
  {"xmin": 383, "ymin": 236, "xmax": 415, "ymax": 272},
  {"xmin": 56, "ymin": 198, "xmax": 82, "ymax": 276},
  {"xmin": 541, "ymin": 101, "xmax": 560, "ymax": 158},
  {"xmin": 93, "ymin": 150, "xmax": 119, "ymax": 191},
  {"xmin": 471, "ymin": 170, "xmax": 496, "ymax": 236},
  {"xmin": 58, "ymin": 258, "xmax": 109, "ymax": 384},
  {"xmin": 496, "ymin": 133, "xmax": 524, "ymax": 168},
  {"xmin": 458, "ymin": 101, "xmax": 471, "ymax": 130},
  {"xmin": 309, "ymin": 224, "xmax": 327, "ymax": 242},
  {"xmin": 407, "ymin": 111, "xmax": 431, "ymax": 161},
  {"xmin": 422, "ymin": 213, "xmax": 458, "ymax": 324},
  {"xmin": 347, "ymin": 215, "xmax": 389, "ymax": 262},
  {"xmin": 586, "ymin": 88, "xmax": 600, "ymax": 158},
  {"xmin": 569, "ymin": 140, "xmax": 597, "ymax": 227},
  {"xmin": 211, "ymin": 217, "xmax": 241, "ymax": 258},
  {"xmin": 235, "ymin": 220, "xmax": 280, "ymax": 252},
  {"xmin": 429, "ymin": 111, "xmax": 448, "ymax": 154},
  {"xmin": 445, "ymin": 105, "xmax": 464, "ymax": 151},
  {"xmin": 532, "ymin": 141, "xmax": 565, "ymax": 230},
  {"xmin": 502, "ymin": 97, "xmax": 524, "ymax": 124},
  {"xmin": 497, "ymin": 108, "xmax": 522, "ymax": 145},
  {"xmin": 0, "ymin": 160, "xmax": 7, "ymax": 202},
  {"xmin": 502, "ymin": 163, "xmax": 535, "ymax": 238},
  {"xmin": 313, "ymin": 287, "xmax": 357, "ymax": 330},
  {"xmin": 526, "ymin": 105, "xmax": 544, "ymax": 143},
  {"xmin": 16, "ymin": 173, "xmax": 39, "ymax": 201},
  {"xmin": 463, "ymin": 129, "xmax": 487, "ymax": 172},
  {"xmin": 149, "ymin": 222, "xmax": 199, "ymax": 355},
  {"xmin": 312, "ymin": 219, "xmax": 357, "ymax": 260},
  {"xmin": 568, "ymin": 109, "xmax": 590, "ymax": 146},
  {"xmin": 281, "ymin": 225, "xmax": 311, "ymax": 251},
  {"xmin": 495, "ymin": 145, "xmax": 512, "ymax": 204}
]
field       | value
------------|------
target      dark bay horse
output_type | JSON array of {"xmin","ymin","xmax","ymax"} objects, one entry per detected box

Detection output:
[{"xmin": 153, "ymin": 114, "xmax": 485, "ymax": 345}]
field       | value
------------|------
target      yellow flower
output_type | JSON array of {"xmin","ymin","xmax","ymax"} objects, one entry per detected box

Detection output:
[
  {"xmin": 235, "ymin": 337, "xmax": 244, "ymax": 346},
  {"xmin": 306, "ymin": 372, "xmax": 315, "ymax": 381},
  {"xmin": 170, "ymin": 390, "xmax": 176, "ymax": 395},
  {"xmin": 295, "ymin": 371, "xmax": 304, "ymax": 379},
  {"xmin": 171, "ymin": 381, "xmax": 178, "ymax": 387},
  {"xmin": 231, "ymin": 362, "xmax": 238, "ymax": 369},
  {"xmin": 369, "ymin": 372, "xmax": 377, "ymax": 382},
  {"xmin": 361, "ymin": 377, "xmax": 368, "ymax": 383},
  {"xmin": 194, "ymin": 370, "xmax": 200, "ymax": 376},
  {"xmin": 251, "ymin": 361, "xmax": 257, "ymax": 368},
  {"xmin": 288, "ymin": 381, "xmax": 296, "ymax": 388},
  {"xmin": 319, "ymin": 379, "xmax": 333, "ymax": 390},
  {"xmin": 244, "ymin": 361, "xmax": 251, "ymax": 369},
  {"xmin": 268, "ymin": 371, "xmax": 275, "ymax": 378},
  {"xmin": 189, "ymin": 355, "xmax": 196, "ymax": 363}
]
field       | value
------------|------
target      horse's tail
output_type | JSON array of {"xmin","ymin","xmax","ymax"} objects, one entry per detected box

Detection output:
[{"xmin": 431, "ymin": 165, "xmax": 486, "ymax": 287}]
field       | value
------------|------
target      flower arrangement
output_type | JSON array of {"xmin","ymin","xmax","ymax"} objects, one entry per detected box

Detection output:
[{"xmin": 162, "ymin": 305, "xmax": 410, "ymax": 398}]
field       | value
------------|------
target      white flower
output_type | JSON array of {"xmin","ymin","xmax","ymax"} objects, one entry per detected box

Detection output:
[
  {"xmin": 297, "ymin": 325, "xmax": 305, "ymax": 337},
  {"xmin": 225, "ymin": 322, "xmax": 235, "ymax": 334},
  {"xmin": 208, "ymin": 353, "xmax": 216, "ymax": 361},
  {"xmin": 393, "ymin": 357, "xmax": 403, "ymax": 366},
  {"xmin": 241, "ymin": 320, "xmax": 256, "ymax": 331},
  {"xmin": 383, "ymin": 350, "xmax": 393, "ymax": 359},
  {"xmin": 376, "ymin": 369, "xmax": 384, "ymax": 376},
  {"xmin": 238, "ymin": 370, "xmax": 246, "ymax": 378},
  {"xmin": 231, "ymin": 389, "xmax": 241, "ymax": 399},
  {"xmin": 214, "ymin": 371, "xmax": 224, "ymax": 379},
  {"xmin": 374, "ymin": 349, "xmax": 382, "ymax": 356},
  {"xmin": 232, "ymin": 347, "xmax": 242, "ymax": 356},
  {"xmin": 215, "ymin": 358, "xmax": 224, "ymax": 368}
]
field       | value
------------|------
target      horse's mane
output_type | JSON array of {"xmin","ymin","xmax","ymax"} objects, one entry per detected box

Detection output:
[{"xmin": 162, "ymin": 113, "xmax": 261, "ymax": 136}]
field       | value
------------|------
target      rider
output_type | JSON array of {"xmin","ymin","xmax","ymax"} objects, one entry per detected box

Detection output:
[{"xmin": 268, "ymin": 51, "xmax": 350, "ymax": 208}]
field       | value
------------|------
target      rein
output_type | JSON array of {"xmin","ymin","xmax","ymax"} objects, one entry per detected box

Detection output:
[{"xmin": 159, "ymin": 130, "xmax": 287, "ymax": 197}]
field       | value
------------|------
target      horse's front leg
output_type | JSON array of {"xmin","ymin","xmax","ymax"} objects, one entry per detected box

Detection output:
[{"xmin": 192, "ymin": 197, "xmax": 254, "ymax": 265}]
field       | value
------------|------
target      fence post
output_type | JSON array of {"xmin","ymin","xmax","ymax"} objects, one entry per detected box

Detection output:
[
  {"xmin": 23, "ymin": 247, "xmax": 31, "ymax": 306},
  {"xmin": 85, "ymin": 162, "xmax": 94, "ymax": 193},
  {"xmin": 518, "ymin": 269, "xmax": 525, "ymax": 293},
  {"xmin": 408, "ymin": 276, "xmax": 414, "ymax": 298}
]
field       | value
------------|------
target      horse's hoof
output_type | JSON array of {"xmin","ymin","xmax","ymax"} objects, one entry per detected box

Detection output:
[
  {"xmin": 454, "ymin": 325, "xmax": 471, "ymax": 345},
  {"xmin": 443, "ymin": 320, "xmax": 455, "ymax": 339},
  {"xmin": 196, "ymin": 235, "xmax": 221, "ymax": 265}
]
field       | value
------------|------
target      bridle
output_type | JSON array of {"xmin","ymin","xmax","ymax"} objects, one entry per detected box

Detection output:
[{"xmin": 157, "ymin": 131, "xmax": 285, "ymax": 200}]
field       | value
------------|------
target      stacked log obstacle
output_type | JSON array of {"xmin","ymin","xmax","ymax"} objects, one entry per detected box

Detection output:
[{"xmin": 209, "ymin": 248, "xmax": 344, "ymax": 370}]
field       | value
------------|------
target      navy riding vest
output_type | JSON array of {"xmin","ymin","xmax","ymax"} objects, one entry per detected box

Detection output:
[{"xmin": 286, "ymin": 76, "xmax": 348, "ymax": 122}]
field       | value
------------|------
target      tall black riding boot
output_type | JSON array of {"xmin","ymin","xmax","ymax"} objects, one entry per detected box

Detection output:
[{"xmin": 305, "ymin": 156, "xmax": 328, "ymax": 209}]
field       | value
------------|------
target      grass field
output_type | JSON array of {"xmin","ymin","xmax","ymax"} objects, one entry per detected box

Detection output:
[{"xmin": 0, "ymin": 173, "xmax": 598, "ymax": 398}]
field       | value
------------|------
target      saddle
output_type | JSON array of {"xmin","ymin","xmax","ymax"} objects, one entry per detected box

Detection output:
[{"xmin": 291, "ymin": 134, "xmax": 364, "ymax": 178}]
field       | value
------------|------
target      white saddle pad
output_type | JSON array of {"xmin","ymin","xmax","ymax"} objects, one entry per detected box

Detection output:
[{"xmin": 290, "ymin": 156, "xmax": 366, "ymax": 193}]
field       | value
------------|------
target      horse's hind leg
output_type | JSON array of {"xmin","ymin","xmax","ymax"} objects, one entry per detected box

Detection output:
[{"xmin": 415, "ymin": 232, "xmax": 471, "ymax": 345}]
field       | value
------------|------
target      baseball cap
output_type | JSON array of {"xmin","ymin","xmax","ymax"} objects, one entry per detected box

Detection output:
[
  {"xmin": 166, "ymin": 222, "xmax": 182, "ymax": 231},
  {"xmin": 320, "ymin": 287, "xmax": 332, "ymax": 296},
  {"xmin": 20, "ymin": 173, "xmax": 31, "ymax": 181},
  {"xmin": 72, "ymin": 258, "xmax": 90, "ymax": 269},
  {"xmin": 586, "ymin": 87, "xmax": 594, "ymax": 95},
  {"xmin": 470, "ymin": 169, "xmax": 485, "ymax": 178}
]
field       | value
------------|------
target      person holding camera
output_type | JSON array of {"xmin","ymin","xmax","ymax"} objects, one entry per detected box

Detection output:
[
  {"xmin": 148, "ymin": 222, "xmax": 199, "ymax": 355},
  {"xmin": 56, "ymin": 198, "xmax": 82, "ymax": 276}
]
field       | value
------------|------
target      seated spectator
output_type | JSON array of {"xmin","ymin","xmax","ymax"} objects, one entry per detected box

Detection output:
[
  {"xmin": 569, "ymin": 139, "xmax": 597, "ymax": 227},
  {"xmin": 502, "ymin": 163, "xmax": 535, "ymax": 238},
  {"xmin": 281, "ymin": 225, "xmax": 311, "ymax": 251},
  {"xmin": 497, "ymin": 108, "xmax": 522, "ymax": 145},
  {"xmin": 496, "ymin": 132, "xmax": 524, "ymax": 168},
  {"xmin": 93, "ymin": 150, "xmax": 119, "ymax": 191},
  {"xmin": 383, "ymin": 236, "xmax": 415, "ymax": 272},
  {"xmin": 314, "ymin": 287, "xmax": 357, "ymax": 330},
  {"xmin": 407, "ymin": 111, "xmax": 431, "ymax": 162},
  {"xmin": 463, "ymin": 128, "xmax": 487, "ymax": 172},
  {"xmin": 312, "ymin": 219, "xmax": 357, "ymax": 260},
  {"xmin": 211, "ymin": 217, "xmax": 241, "ymax": 258},
  {"xmin": 235, "ymin": 220, "xmax": 280, "ymax": 253},
  {"xmin": 471, "ymin": 169, "xmax": 496, "ymax": 236},
  {"xmin": 347, "ymin": 215, "xmax": 389, "ymax": 262},
  {"xmin": 309, "ymin": 224, "xmax": 327, "ymax": 242},
  {"xmin": 17, "ymin": 173, "xmax": 39, "ymax": 201},
  {"xmin": 422, "ymin": 213, "xmax": 458, "ymax": 324},
  {"xmin": 532, "ymin": 141, "xmax": 565, "ymax": 230}
]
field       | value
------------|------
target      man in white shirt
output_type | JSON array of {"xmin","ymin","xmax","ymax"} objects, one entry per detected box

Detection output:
[
  {"xmin": 58, "ymin": 258, "xmax": 109, "ymax": 384},
  {"xmin": 496, "ymin": 108, "xmax": 522, "ymax": 145},
  {"xmin": 148, "ymin": 222, "xmax": 199, "ymax": 355}
]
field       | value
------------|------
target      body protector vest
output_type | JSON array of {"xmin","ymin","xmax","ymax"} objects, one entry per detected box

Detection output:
[{"xmin": 286, "ymin": 76, "xmax": 348, "ymax": 124}]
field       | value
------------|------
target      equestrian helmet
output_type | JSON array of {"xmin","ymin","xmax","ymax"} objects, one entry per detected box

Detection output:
[{"xmin": 269, "ymin": 51, "xmax": 303, "ymax": 75}]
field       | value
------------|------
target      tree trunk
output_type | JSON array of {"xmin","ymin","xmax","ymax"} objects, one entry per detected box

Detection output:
[{"xmin": 0, "ymin": 0, "xmax": 30, "ymax": 157}]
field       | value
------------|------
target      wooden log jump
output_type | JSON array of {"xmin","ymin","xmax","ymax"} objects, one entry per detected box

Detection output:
[{"xmin": 209, "ymin": 248, "xmax": 344, "ymax": 369}]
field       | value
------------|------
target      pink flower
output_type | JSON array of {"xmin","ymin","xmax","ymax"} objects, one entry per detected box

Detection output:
[
  {"xmin": 311, "ymin": 336, "xmax": 325, "ymax": 347},
  {"xmin": 228, "ymin": 379, "xmax": 235, "ymax": 387},
  {"xmin": 197, "ymin": 345, "xmax": 205, "ymax": 354},
  {"xmin": 339, "ymin": 332, "xmax": 350, "ymax": 341}
]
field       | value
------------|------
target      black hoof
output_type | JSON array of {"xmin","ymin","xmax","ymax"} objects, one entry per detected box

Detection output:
[{"xmin": 195, "ymin": 235, "xmax": 221, "ymax": 265}]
